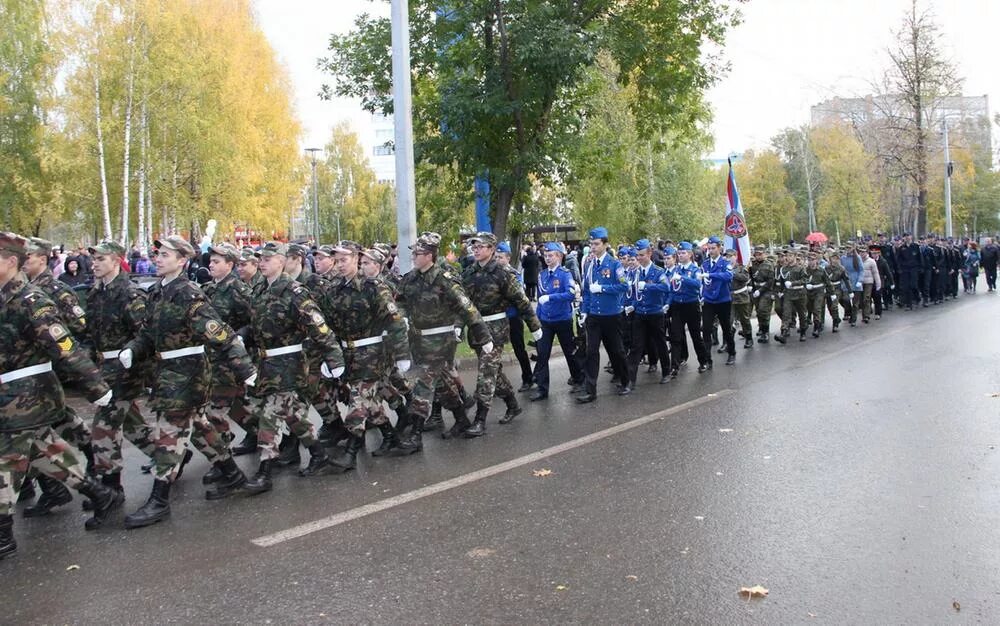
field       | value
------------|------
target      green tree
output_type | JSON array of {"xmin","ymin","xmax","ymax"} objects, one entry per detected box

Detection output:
[
  {"xmin": 811, "ymin": 124, "xmax": 885, "ymax": 237},
  {"xmin": 732, "ymin": 150, "xmax": 797, "ymax": 245}
]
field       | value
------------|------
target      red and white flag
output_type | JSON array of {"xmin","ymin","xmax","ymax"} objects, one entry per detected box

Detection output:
[{"xmin": 723, "ymin": 158, "xmax": 752, "ymax": 265}]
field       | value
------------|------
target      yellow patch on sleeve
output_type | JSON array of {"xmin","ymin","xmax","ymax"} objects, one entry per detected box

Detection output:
[{"xmin": 57, "ymin": 337, "xmax": 74, "ymax": 353}]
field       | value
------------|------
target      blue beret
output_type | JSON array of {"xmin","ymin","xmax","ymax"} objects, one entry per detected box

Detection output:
[
  {"xmin": 707, "ymin": 235, "xmax": 722, "ymax": 245},
  {"xmin": 497, "ymin": 241, "xmax": 512, "ymax": 254},
  {"xmin": 622, "ymin": 246, "xmax": 636, "ymax": 257},
  {"xmin": 589, "ymin": 226, "xmax": 609, "ymax": 240},
  {"xmin": 678, "ymin": 241, "xmax": 693, "ymax": 251},
  {"xmin": 663, "ymin": 246, "xmax": 677, "ymax": 256},
  {"xmin": 635, "ymin": 238, "xmax": 651, "ymax": 251},
  {"xmin": 543, "ymin": 241, "xmax": 566, "ymax": 254}
]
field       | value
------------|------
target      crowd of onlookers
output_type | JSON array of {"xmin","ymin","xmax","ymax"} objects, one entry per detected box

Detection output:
[{"xmin": 42, "ymin": 243, "xmax": 156, "ymax": 289}]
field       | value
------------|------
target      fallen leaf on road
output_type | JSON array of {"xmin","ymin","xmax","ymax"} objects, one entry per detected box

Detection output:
[
  {"xmin": 555, "ymin": 585, "xmax": 568, "ymax": 591},
  {"xmin": 718, "ymin": 428, "xmax": 733, "ymax": 433},
  {"xmin": 739, "ymin": 585, "xmax": 769, "ymax": 598},
  {"xmin": 715, "ymin": 472, "xmax": 723, "ymax": 476},
  {"xmin": 467, "ymin": 547, "xmax": 496, "ymax": 559},
  {"xmin": 763, "ymin": 456, "xmax": 772, "ymax": 460},
  {"xmin": 694, "ymin": 516, "xmax": 705, "ymax": 521},
  {"xmin": 807, "ymin": 612, "xmax": 817, "ymax": 618},
  {"xmin": 625, "ymin": 575, "xmax": 639, "ymax": 581},
  {"xmin": 533, "ymin": 468, "xmax": 553, "ymax": 477},
  {"xmin": 66, "ymin": 565, "xmax": 80, "ymax": 571},
  {"xmin": 953, "ymin": 600, "xmax": 961, "ymax": 611}
]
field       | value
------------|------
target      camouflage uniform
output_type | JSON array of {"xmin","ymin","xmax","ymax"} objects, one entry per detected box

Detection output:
[
  {"xmin": 750, "ymin": 250, "xmax": 776, "ymax": 342},
  {"xmin": 776, "ymin": 255, "xmax": 809, "ymax": 342},
  {"xmin": 824, "ymin": 261, "xmax": 849, "ymax": 331},
  {"xmin": 803, "ymin": 257, "xmax": 832, "ymax": 335},
  {"xmin": 399, "ymin": 233, "xmax": 491, "ymax": 440}
]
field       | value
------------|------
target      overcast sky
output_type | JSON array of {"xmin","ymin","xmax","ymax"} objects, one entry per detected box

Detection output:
[{"xmin": 255, "ymin": 0, "xmax": 998, "ymax": 160}]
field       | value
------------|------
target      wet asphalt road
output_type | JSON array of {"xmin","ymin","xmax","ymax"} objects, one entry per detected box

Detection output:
[{"xmin": 4, "ymin": 295, "xmax": 1000, "ymax": 624}]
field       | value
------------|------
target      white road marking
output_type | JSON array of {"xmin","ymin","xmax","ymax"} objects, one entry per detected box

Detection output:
[{"xmin": 252, "ymin": 389, "xmax": 735, "ymax": 547}]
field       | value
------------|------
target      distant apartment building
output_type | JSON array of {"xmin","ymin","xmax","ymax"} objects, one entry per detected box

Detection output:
[{"xmin": 366, "ymin": 113, "xmax": 396, "ymax": 184}]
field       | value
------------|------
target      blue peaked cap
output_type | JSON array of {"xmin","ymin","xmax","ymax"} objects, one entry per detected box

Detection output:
[
  {"xmin": 543, "ymin": 241, "xmax": 566, "ymax": 254},
  {"xmin": 589, "ymin": 226, "xmax": 609, "ymax": 240},
  {"xmin": 497, "ymin": 241, "xmax": 512, "ymax": 254},
  {"xmin": 635, "ymin": 238, "xmax": 651, "ymax": 251},
  {"xmin": 678, "ymin": 241, "xmax": 694, "ymax": 251}
]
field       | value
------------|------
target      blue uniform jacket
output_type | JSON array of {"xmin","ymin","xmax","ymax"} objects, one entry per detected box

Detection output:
[
  {"xmin": 701, "ymin": 255, "xmax": 734, "ymax": 304},
  {"xmin": 669, "ymin": 262, "xmax": 703, "ymax": 304},
  {"xmin": 581, "ymin": 253, "xmax": 628, "ymax": 316},
  {"xmin": 536, "ymin": 266, "xmax": 576, "ymax": 322},
  {"xmin": 633, "ymin": 262, "xmax": 671, "ymax": 314},
  {"xmin": 623, "ymin": 267, "xmax": 638, "ymax": 309},
  {"xmin": 840, "ymin": 254, "xmax": 864, "ymax": 290}
]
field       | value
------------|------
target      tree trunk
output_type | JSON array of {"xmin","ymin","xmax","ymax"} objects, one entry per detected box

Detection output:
[
  {"xmin": 137, "ymin": 100, "xmax": 147, "ymax": 252},
  {"xmin": 492, "ymin": 185, "xmax": 516, "ymax": 240},
  {"xmin": 119, "ymin": 30, "xmax": 136, "ymax": 245},
  {"xmin": 94, "ymin": 72, "xmax": 112, "ymax": 241}
]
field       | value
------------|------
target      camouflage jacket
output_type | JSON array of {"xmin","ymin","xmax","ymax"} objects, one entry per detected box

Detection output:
[
  {"xmin": 825, "ymin": 265, "xmax": 850, "ymax": 294},
  {"xmin": 776, "ymin": 265, "xmax": 808, "ymax": 299},
  {"xmin": 0, "ymin": 274, "xmax": 109, "ymax": 432},
  {"xmin": 85, "ymin": 271, "xmax": 148, "ymax": 400},
  {"xmin": 249, "ymin": 273, "xmax": 344, "ymax": 396},
  {"xmin": 244, "ymin": 270, "xmax": 267, "ymax": 298},
  {"xmin": 325, "ymin": 273, "xmax": 408, "ymax": 381},
  {"xmin": 126, "ymin": 277, "xmax": 253, "ymax": 412},
  {"xmin": 803, "ymin": 266, "xmax": 832, "ymax": 295},
  {"xmin": 731, "ymin": 265, "xmax": 752, "ymax": 305},
  {"xmin": 30, "ymin": 269, "xmax": 88, "ymax": 340},
  {"xmin": 203, "ymin": 273, "xmax": 254, "ymax": 393},
  {"xmin": 750, "ymin": 260, "xmax": 775, "ymax": 296},
  {"xmin": 460, "ymin": 258, "xmax": 540, "ymax": 345},
  {"xmin": 399, "ymin": 263, "xmax": 491, "ymax": 357}
]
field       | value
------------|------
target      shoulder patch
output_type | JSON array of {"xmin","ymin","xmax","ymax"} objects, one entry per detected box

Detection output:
[
  {"xmin": 49, "ymin": 324, "xmax": 69, "ymax": 341},
  {"xmin": 310, "ymin": 311, "xmax": 325, "ymax": 326},
  {"xmin": 72, "ymin": 305, "xmax": 85, "ymax": 318}
]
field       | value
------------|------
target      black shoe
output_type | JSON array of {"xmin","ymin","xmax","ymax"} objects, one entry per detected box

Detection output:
[
  {"xmin": 82, "ymin": 472, "xmax": 123, "ymax": 513},
  {"xmin": 617, "ymin": 383, "xmax": 633, "ymax": 396},
  {"xmin": 669, "ymin": 369, "xmax": 679, "ymax": 379},
  {"xmin": 659, "ymin": 375, "xmax": 671, "ymax": 384},
  {"xmin": 529, "ymin": 389, "xmax": 548, "ymax": 401},
  {"xmin": 140, "ymin": 460, "xmax": 153, "ymax": 474},
  {"xmin": 757, "ymin": 334, "xmax": 769, "ymax": 344},
  {"xmin": 0, "ymin": 515, "xmax": 15, "ymax": 560},
  {"xmin": 850, "ymin": 321, "xmax": 857, "ymax": 327},
  {"xmin": 832, "ymin": 322, "xmax": 840, "ymax": 333},
  {"xmin": 442, "ymin": 404, "xmax": 472, "ymax": 439},
  {"xmin": 499, "ymin": 395, "xmax": 522, "ymax": 424},
  {"xmin": 204, "ymin": 458, "xmax": 247, "ymax": 500},
  {"xmin": 773, "ymin": 334, "xmax": 786, "ymax": 344},
  {"xmin": 517, "ymin": 382, "xmax": 533, "ymax": 393},
  {"xmin": 81, "ymin": 475, "xmax": 124, "ymax": 530},
  {"xmin": 243, "ymin": 460, "xmax": 273, "ymax": 495},
  {"xmin": 799, "ymin": 332, "xmax": 807, "ymax": 342},
  {"xmin": 123, "ymin": 480, "xmax": 171, "ymax": 530},
  {"xmin": 318, "ymin": 421, "xmax": 350, "ymax": 447},
  {"xmin": 232, "ymin": 431, "xmax": 258, "ymax": 456},
  {"xmin": 22, "ymin": 476, "xmax": 73, "ymax": 517},
  {"xmin": 646, "ymin": 364, "xmax": 657, "ymax": 373},
  {"xmin": 744, "ymin": 338, "xmax": 754, "ymax": 350},
  {"xmin": 301, "ymin": 442, "xmax": 345, "ymax": 476},
  {"xmin": 275, "ymin": 434, "xmax": 301, "ymax": 467},
  {"xmin": 576, "ymin": 389, "xmax": 597, "ymax": 403},
  {"xmin": 698, "ymin": 362, "xmax": 712, "ymax": 373},
  {"xmin": 862, "ymin": 317, "xmax": 870, "ymax": 324},
  {"xmin": 201, "ymin": 463, "xmax": 224, "ymax": 485},
  {"xmin": 371, "ymin": 423, "xmax": 400, "ymax": 457},
  {"xmin": 390, "ymin": 416, "xmax": 424, "ymax": 456},
  {"xmin": 464, "ymin": 402, "xmax": 490, "ymax": 437},
  {"xmin": 812, "ymin": 330, "xmax": 820, "ymax": 338},
  {"xmin": 725, "ymin": 354, "xmax": 736, "ymax": 366}
]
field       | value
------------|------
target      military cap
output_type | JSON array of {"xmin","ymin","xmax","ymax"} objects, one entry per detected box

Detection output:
[
  {"xmin": 707, "ymin": 235, "xmax": 722, "ymax": 245},
  {"xmin": 238, "ymin": 248, "xmax": 260, "ymax": 263},
  {"xmin": 313, "ymin": 244, "xmax": 336, "ymax": 257},
  {"xmin": 372, "ymin": 242, "xmax": 392, "ymax": 258},
  {"xmin": 0, "ymin": 232, "xmax": 28, "ymax": 255},
  {"xmin": 89, "ymin": 239, "xmax": 127, "ymax": 257},
  {"xmin": 678, "ymin": 241, "xmax": 693, "ymax": 251},
  {"xmin": 754, "ymin": 244, "xmax": 767, "ymax": 253},
  {"xmin": 468, "ymin": 232, "xmax": 498, "ymax": 247},
  {"xmin": 209, "ymin": 242, "xmax": 240, "ymax": 262},
  {"xmin": 286, "ymin": 242, "xmax": 309, "ymax": 258},
  {"xmin": 154, "ymin": 235, "xmax": 196, "ymax": 259},
  {"xmin": 635, "ymin": 238, "xmax": 652, "ymax": 251},
  {"xmin": 361, "ymin": 247, "xmax": 387, "ymax": 264},
  {"xmin": 259, "ymin": 241, "xmax": 288, "ymax": 257},
  {"xmin": 543, "ymin": 241, "xmax": 566, "ymax": 255},
  {"xmin": 26, "ymin": 237, "xmax": 55, "ymax": 256},
  {"xmin": 410, "ymin": 232, "xmax": 441, "ymax": 253},
  {"xmin": 588, "ymin": 226, "xmax": 609, "ymax": 240},
  {"xmin": 332, "ymin": 240, "xmax": 362, "ymax": 255},
  {"xmin": 622, "ymin": 246, "xmax": 636, "ymax": 257},
  {"xmin": 497, "ymin": 241, "xmax": 512, "ymax": 255},
  {"xmin": 724, "ymin": 248, "xmax": 737, "ymax": 257},
  {"xmin": 663, "ymin": 246, "xmax": 677, "ymax": 256}
]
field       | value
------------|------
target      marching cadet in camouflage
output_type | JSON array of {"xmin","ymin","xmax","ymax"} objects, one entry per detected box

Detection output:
[
  {"xmin": 16, "ymin": 237, "xmax": 97, "ymax": 517},
  {"xmin": 824, "ymin": 253, "xmax": 849, "ymax": 332},
  {"xmin": 749, "ymin": 245, "xmax": 775, "ymax": 344},
  {"xmin": 803, "ymin": 251, "xmax": 832, "ymax": 337},
  {"xmin": 85, "ymin": 240, "xmax": 159, "ymax": 513},
  {"xmin": 119, "ymin": 236, "xmax": 256, "ymax": 528},
  {"xmin": 774, "ymin": 250, "xmax": 809, "ymax": 344},
  {"xmin": 398, "ymin": 233, "xmax": 492, "ymax": 441},
  {"xmin": 201, "ymin": 243, "xmax": 253, "ymax": 484},
  {"xmin": 320, "ymin": 241, "xmax": 409, "ymax": 470},
  {"xmin": 237, "ymin": 247, "xmax": 266, "ymax": 297},
  {"xmin": 461, "ymin": 232, "xmax": 542, "ymax": 437},
  {"xmin": 728, "ymin": 249, "xmax": 754, "ymax": 350},
  {"xmin": 0, "ymin": 232, "xmax": 120, "ymax": 558},
  {"xmin": 242, "ymin": 241, "xmax": 346, "ymax": 495}
]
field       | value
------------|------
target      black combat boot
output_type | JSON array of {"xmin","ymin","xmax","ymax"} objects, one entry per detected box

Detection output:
[
  {"xmin": 832, "ymin": 320, "xmax": 840, "ymax": 332},
  {"xmin": 812, "ymin": 322, "xmax": 821, "ymax": 338},
  {"xmin": 327, "ymin": 436, "xmax": 363, "ymax": 472},
  {"xmin": 726, "ymin": 354, "xmax": 736, "ymax": 366},
  {"xmin": 392, "ymin": 403, "xmax": 412, "ymax": 438},
  {"xmin": 298, "ymin": 443, "xmax": 340, "ymax": 476},
  {"xmin": 463, "ymin": 402, "xmax": 490, "ymax": 438},
  {"xmin": 243, "ymin": 460, "xmax": 273, "ymax": 495},
  {"xmin": 371, "ymin": 422, "xmax": 400, "ymax": 457},
  {"xmin": 17, "ymin": 479, "xmax": 36, "ymax": 502},
  {"xmin": 0, "ymin": 515, "xmax": 15, "ymax": 559},
  {"xmin": 22, "ymin": 475, "xmax": 73, "ymax": 517},
  {"xmin": 140, "ymin": 460, "xmax": 153, "ymax": 474},
  {"xmin": 123, "ymin": 480, "xmax": 171, "ymax": 529},
  {"xmin": 318, "ymin": 420, "xmax": 350, "ymax": 447},
  {"xmin": 81, "ymin": 475, "xmax": 125, "ymax": 530},
  {"xmin": 205, "ymin": 458, "xmax": 247, "ymax": 500},
  {"xmin": 799, "ymin": 329, "xmax": 807, "ymax": 342},
  {"xmin": 498, "ymin": 394, "xmax": 522, "ymax": 424},
  {"xmin": 744, "ymin": 335, "xmax": 754, "ymax": 349},
  {"xmin": 442, "ymin": 403, "xmax": 472, "ymax": 439},
  {"xmin": 424, "ymin": 401, "xmax": 444, "ymax": 432},
  {"xmin": 758, "ymin": 327, "xmax": 770, "ymax": 343},
  {"xmin": 275, "ymin": 433, "xmax": 301, "ymax": 467},
  {"xmin": 461, "ymin": 388, "xmax": 476, "ymax": 410},
  {"xmin": 391, "ymin": 416, "xmax": 424, "ymax": 455},
  {"xmin": 231, "ymin": 430, "xmax": 258, "ymax": 456},
  {"xmin": 202, "ymin": 464, "xmax": 224, "ymax": 485},
  {"xmin": 82, "ymin": 472, "xmax": 124, "ymax": 512},
  {"xmin": 81, "ymin": 442, "xmax": 96, "ymax": 476},
  {"xmin": 773, "ymin": 332, "xmax": 786, "ymax": 344}
]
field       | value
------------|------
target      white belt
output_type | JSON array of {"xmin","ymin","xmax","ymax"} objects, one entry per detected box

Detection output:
[
  {"xmin": 482, "ymin": 312, "xmax": 507, "ymax": 322},
  {"xmin": 788, "ymin": 285, "xmax": 805, "ymax": 290},
  {"xmin": 419, "ymin": 325, "xmax": 454, "ymax": 336},
  {"xmin": 731, "ymin": 286, "xmax": 749, "ymax": 295},
  {"xmin": 101, "ymin": 350, "xmax": 122, "ymax": 360},
  {"xmin": 806, "ymin": 284, "xmax": 826, "ymax": 289},
  {"xmin": 263, "ymin": 344, "xmax": 303, "ymax": 358},
  {"xmin": 158, "ymin": 345, "xmax": 205, "ymax": 360},
  {"xmin": 0, "ymin": 361, "xmax": 53, "ymax": 384},
  {"xmin": 342, "ymin": 335, "xmax": 383, "ymax": 348}
]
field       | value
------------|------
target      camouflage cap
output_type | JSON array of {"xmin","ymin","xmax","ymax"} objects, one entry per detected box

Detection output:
[
  {"xmin": 286, "ymin": 242, "xmax": 309, "ymax": 258},
  {"xmin": 361, "ymin": 247, "xmax": 387, "ymax": 265},
  {"xmin": 0, "ymin": 232, "xmax": 28, "ymax": 256},
  {"xmin": 410, "ymin": 231, "xmax": 441, "ymax": 253},
  {"xmin": 332, "ymin": 239, "xmax": 362, "ymax": 255},
  {"xmin": 89, "ymin": 239, "xmax": 128, "ymax": 257},
  {"xmin": 259, "ymin": 241, "xmax": 288, "ymax": 257},
  {"xmin": 468, "ymin": 231, "xmax": 498, "ymax": 247},
  {"xmin": 372, "ymin": 242, "xmax": 392, "ymax": 256},
  {"xmin": 154, "ymin": 235, "xmax": 196, "ymax": 259},
  {"xmin": 238, "ymin": 248, "xmax": 260, "ymax": 263},
  {"xmin": 209, "ymin": 242, "xmax": 240, "ymax": 262},
  {"xmin": 26, "ymin": 237, "xmax": 55, "ymax": 256},
  {"xmin": 754, "ymin": 244, "xmax": 767, "ymax": 253},
  {"xmin": 314, "ymin": 244, "xmax": 336, "ymax": 257}
]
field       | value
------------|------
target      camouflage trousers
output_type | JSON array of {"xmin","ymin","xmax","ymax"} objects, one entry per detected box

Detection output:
[
  {"xmin": 306, "ymin": 363, "xmax": 343, "ymax": 425},
  {"xmin": 780, "ymin": 296, "xmax": 808, "ymax": 334},
  {"xmin": 205, "ymin": 388, "xmax": 250, "ymax": 440},
  {"xmin": 826, "ymin": 290, "xmax": 844, "ymax": 324},
  {"xmin": 753, "ymin": 294, "xmax": 775, "ymax": 333},
  {"xmin": 22, "ymin": 406, "xmax": 93, "ymax": 484},
  {"xmin": 91, "ymin": 398, "xmax": 158, "ymax": 476},
  {"xmin": 806, "ymin": 291, "xmax": 826, "ymax": 328},
  {"xmin": 473, "ymin": 342, "xmax": 514, "ymax": 405},
  {"xmin": 408, "ymin": 358, "xmax": 465, "ymax": 421},
  {"xmin": 378, "ymin": 367, "xmax": 411, "ymax": 411},
  {"xmin": 732, "ymin": 301, "xmax": 753, "ymax": 338},
  {"xmin": 342, "ymin": 379, "xmax": 390, "ymax": 436},
  {"xmin": 151, "ymin": 405, "xmax": 229, "ymax": 483},
  {"xmin": 247, "ymin": 392, "xmax": 319, "ymax": 461},
  {"xmin": 0, "ymin": 425, "xmax": 88, "ymax": 516}
]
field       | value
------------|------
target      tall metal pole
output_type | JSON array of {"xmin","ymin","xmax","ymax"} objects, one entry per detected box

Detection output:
[
  {"xmin": 942, "ymin": 120, "xmax": 953, "ymax": 239},
  {"xmin": 306, "ymin": 148, "xmax": 321, "ymax": 244},
  {"xmin": 391, "ymin": 0, "xmax": 417, "ymax": 273}
]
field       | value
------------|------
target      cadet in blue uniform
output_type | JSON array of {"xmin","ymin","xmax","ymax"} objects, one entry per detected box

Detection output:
[
  {"xmin": 577, "ymin": 227, "xmax": 629, "ymax": 403},
  {"xmin": 496, "ymin": 242, "xmax": 535, "ymax": 393},
  {"xmin": 700, "ymin": 236, "xmax": 735, "ymax": 366},
  {"xmin": 531, "ymin": 242, "xmax": 584, "ymax": 401},
  {"xmin": 668, "ymin": 242, "xmax": 711, "ymax": 376},
  {"xmin": 625, "ymin": 239, "xmax": 672, "ymax": 387}
]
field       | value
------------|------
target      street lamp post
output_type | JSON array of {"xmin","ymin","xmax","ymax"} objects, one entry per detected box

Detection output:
[
  {"xmin": 942, "ymin": 120, "xmax": 954, "ymax": 239},
  {"xmin": 305, "ymin": 148, "xmax": 321, "ymax": 244},
  {"xmin": 391, "ymin": 0, "xmax": 417, "ymax": 273}
]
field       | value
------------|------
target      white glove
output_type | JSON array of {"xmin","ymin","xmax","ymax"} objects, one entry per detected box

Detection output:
[
  {"xmin": 589, "ymin": 282, "xmax": 602, "ymax": 294},
  {"xmin": 481, "ymin": 341, "xmax": 494, "ymax": 354},
  {"xmin": 696, "ymin": 272, "xmax": 705, "ymax": 280},
  {"xmin": 784, "ymin": 280, "xmax": 792, "ymax": 289},
  {"xmin": 806, "ymin": 284, "xmax": 815, "ymax": 290},
  {"xmin": 625, "ymin": 306, "xmax": 635, "ymax": 315},
  {"xmin": 395, "ymin": 359, "xmax": 411, "ymax": 373},
  {"xmin": 454, "ymin": 327, "xmax": 463, "ymax": 341},
  {"xmin": 578, "ymin": 313, "xmax": 587, "ymax": 324},
  {"xmin": 538, "ymin": 295, "xmax": 550, "ymax": 305},
  {"xmin": 93, "ymin": 389, "xmax": 113, "ymax": 407},
  {"xmin": 531, "ymin": 328, "xmax": 543, "ymax": 341},
  {"xmin": 637, "ymin": 281, "xmax": 647, "ymax": 291},
  {"xmin": 244, "ymin": 373, "xmax": 257, "ymax": 387},
  {"xmin": 662, "ymin": 305, "xmax": 670, "ymax": 314},
  {"xmin": 402, "ymin": 317, "xmax": 410, "ymax": 331},
  {"xmin": 321, "ymin": 363, "xmax": 345, "ymax": 379},
  {"xmin": 752, "ymin": 290, "xmax": 760, "ymax": 298},
  {"xmin": 855, "ymin": 282, "xmax": 862, "ymax": 290},
  {"xmin": 234, "ymin": 335, "xmax": 244, "ymax": 348},
  {"xmin": 118, "ymin": 348, "xmax": 133, "ymax": 369},
  {"xmin": 829, "ymin": 294, "xmax": 837, "ymax": 302}
]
